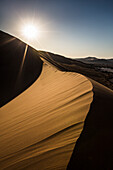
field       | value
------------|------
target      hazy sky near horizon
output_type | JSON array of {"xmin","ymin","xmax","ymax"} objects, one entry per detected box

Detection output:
[{"xmin": 1, "ymin": 0, "xmax": 113, "ymax": 58}]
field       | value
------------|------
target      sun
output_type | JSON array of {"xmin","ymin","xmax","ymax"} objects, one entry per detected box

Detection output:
[{"xmin": 22, "ymin": 24, "xmax": 39, "ymax": 40}]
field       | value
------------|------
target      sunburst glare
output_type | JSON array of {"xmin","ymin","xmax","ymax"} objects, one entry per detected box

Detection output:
[{"xmin": 22, "ymin": 24, "xmax": 40, "ymax": 41}]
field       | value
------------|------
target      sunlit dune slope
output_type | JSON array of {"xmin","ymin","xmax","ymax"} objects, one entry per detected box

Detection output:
[
  {"xmin": 0, "ymin": 60, "xmax": 93, "ymax": 169},
  {"xmin": 0, "ymin": 31, "xmax": 43, "ymax": 107}
]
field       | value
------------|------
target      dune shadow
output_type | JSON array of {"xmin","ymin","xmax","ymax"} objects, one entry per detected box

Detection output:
[
  {"xmin": 67, "ymin": 81, "xmax": 113, "ymax": 170},
  {"xmin": 0, "ymin": 31, "xmax": 43, "ymax": 107}
]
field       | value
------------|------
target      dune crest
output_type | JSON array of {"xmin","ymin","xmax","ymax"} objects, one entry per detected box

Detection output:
[{"xmin": 0, "ymin": 63, "xmax": 93, "ymax": 169}]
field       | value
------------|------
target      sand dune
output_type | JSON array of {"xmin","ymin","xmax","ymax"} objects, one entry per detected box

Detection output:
[
  {"xmin": 0, "ymin": 62, "xmax": 93, "ymax": 169},
  {"xmin": 0, "ymin": 31, "xmax": 113, "ymax": 169}
]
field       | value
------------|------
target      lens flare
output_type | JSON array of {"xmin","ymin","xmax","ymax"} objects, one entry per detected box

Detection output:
[{"xmin": 22, "ymin": 24, "xmax": 39, "ymax": 39}]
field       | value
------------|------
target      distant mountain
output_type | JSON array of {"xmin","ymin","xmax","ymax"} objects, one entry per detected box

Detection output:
[{"xmin": 76, "ymin": 57, "xmax": 113, "ymax": 68}]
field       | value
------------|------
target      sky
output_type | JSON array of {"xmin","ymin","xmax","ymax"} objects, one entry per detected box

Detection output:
[{"xmin": 1, "ymin": 0, "xmax": 113, "ymax": 58}]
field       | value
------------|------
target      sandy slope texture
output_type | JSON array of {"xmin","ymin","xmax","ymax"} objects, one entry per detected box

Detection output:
[{"xmin": 0, "ymin": 63, "xmax": 93, "ymax": 169}]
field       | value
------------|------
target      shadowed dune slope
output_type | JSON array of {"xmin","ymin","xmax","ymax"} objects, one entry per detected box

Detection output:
[
  {"xmin": 67, "ymin": 81, "xmax": 113, "ymax": 170},
  {"xmin": 0, "ymin": 62, "xmax": 93, "ymax": 169},
  {"xmin": 0, "ymin": 31, "xmax": 43, "ymax": 107}
]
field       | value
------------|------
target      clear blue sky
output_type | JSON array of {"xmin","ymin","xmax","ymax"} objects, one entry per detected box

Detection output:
[{"xmin": 1, "ymin": 0, "xmax": 113, "ymax": 58}]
